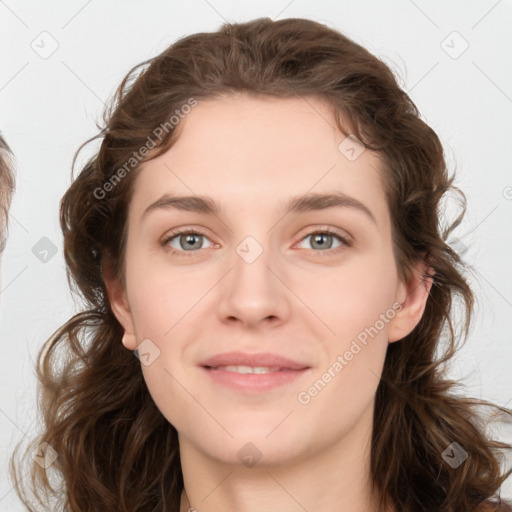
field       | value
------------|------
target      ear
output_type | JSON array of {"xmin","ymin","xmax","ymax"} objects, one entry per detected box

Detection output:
[
  {"xmin": 102, "ymin": 261, "xmax": 137, "ymax": 350},
  {"xmin": 388, "ymin": 261, "xmax": 434, "ymax": 343}
]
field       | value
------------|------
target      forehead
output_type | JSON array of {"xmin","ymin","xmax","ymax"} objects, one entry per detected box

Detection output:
[{"xmin": 131, "ymin": 94, "xmax": 389, "ymax": 225}]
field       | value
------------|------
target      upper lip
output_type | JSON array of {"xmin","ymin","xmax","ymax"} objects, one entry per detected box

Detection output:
[{"xmin": 200, "ymin": 352, "xmax": 310, "ymax": 370}]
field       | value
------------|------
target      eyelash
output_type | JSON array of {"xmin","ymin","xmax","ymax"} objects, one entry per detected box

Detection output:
[{"xmin": 161, "ymin": 227, "xmax": 352, "ymax": 258}]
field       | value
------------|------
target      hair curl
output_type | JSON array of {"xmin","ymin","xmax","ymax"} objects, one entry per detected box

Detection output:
[{"xmin": 11, "ymin": 17, "xmax": 512, "ymax": 512}]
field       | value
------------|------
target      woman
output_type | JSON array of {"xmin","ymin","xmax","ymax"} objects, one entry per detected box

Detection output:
[{"xmin": 12, "ymin": 17, "xmax": 511, "ymax": 512}]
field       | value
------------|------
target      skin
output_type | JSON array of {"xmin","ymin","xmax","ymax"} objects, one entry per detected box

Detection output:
[{"xmin": 106, "ymin": 93, "xmax": 431, "ymax": 512}]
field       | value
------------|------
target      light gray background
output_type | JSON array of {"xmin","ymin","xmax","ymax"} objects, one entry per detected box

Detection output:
[{"xmin": 1, "ymin": 0, "xmax": 511, "ymax": 509}]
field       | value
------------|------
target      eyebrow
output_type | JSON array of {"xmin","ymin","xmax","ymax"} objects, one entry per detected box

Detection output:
[{"xmin": 142, "ymin": 191, "xmax": 377, "ymax": 224}]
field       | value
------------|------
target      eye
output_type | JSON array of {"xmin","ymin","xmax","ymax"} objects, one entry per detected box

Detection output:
[
  {"xmin": 162, "ymin": 229, "xmax": 214, "ymax": 256},
  {"xmin": 161, "ymin": 227, "xmax": 352, "ymax": 257},
  {"xmin": 296, "ymin": 228, "xmax": 351, "ymax": 255}
]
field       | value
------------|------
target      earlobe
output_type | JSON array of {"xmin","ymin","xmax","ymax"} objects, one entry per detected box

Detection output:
[
  {"xmin": 388, "ymin": 263, "xmax": 434, "ymax": 343},
  {"xmin": 102, "ymin": 261, "xmax": 137, "ymax": 350},
  {"xmin": 122, "ymin": 332, "xmax": 138, "ymax": 351}
]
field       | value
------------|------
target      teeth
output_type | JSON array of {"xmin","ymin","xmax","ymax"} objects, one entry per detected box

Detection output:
[{"xmin": 216, "ymin": 365, "xmax": 280, "ymax": 374}]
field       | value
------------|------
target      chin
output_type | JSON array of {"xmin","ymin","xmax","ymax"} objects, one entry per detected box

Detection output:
[{"xmin": 189, "ymin": 419, "xmax": 313, "ymax": 468}]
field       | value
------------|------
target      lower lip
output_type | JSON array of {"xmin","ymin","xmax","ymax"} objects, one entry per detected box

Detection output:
[{"xmin": 200, "ymin": 366, "xmax": 310, "ymax": 393}]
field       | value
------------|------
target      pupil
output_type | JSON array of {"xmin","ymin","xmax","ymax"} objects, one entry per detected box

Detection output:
[{"xmin": 183, "ymin": 234, "xmax": 201, "ymax": 250}]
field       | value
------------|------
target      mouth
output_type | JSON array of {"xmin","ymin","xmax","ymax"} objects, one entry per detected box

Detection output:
[
  {"xmin": 206, "ymin": 365, "xmax": 296, "ymax": 374},
  {"xmin": 199, "ymin": 352, "xmax": 311, "ymax": 393}
]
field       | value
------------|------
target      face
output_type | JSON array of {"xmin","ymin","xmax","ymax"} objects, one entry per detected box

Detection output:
[{"xmin": 107, "ymin": 93, "xmax": 429, "ymax": 467}]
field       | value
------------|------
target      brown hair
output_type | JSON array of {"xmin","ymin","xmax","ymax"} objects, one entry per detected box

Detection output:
[
  {"xmin": 11, "ymin": 17, "xmax": 512, "ymax": 512},
  {"xmin": 0, "ymin": 133, "xmax": 15, "ymax": 252}
]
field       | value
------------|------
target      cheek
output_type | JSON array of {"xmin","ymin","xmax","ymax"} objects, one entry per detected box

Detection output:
[
  {"xmin": 295, "ymin": 256, "xmax": 395, "ymax": 433},
  {"xmin": 314, "ymin": 251, "xmax": 399, "ymax": 342},
  {"xmin": 125, "ymin": 250, "xmax": 206, "ymax": 340}
]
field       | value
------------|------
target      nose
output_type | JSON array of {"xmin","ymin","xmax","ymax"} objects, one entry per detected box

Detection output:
[{"xmin": 216, "ymin": 236, "xmax": 291, "ymax": 329}]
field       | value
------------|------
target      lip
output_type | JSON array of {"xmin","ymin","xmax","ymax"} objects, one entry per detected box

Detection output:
[
  {"xmin": 199, "ymin": 352, "xmax": 311, "ymax": 393},
  {"xmin": 200, "ymin": 352, "xmax": 309, "ymax": 370}
]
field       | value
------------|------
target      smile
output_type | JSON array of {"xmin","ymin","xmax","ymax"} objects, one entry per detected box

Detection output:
[{"xmin": 209, "ymin": 365, "xmax": 283, "ymax": 374}]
